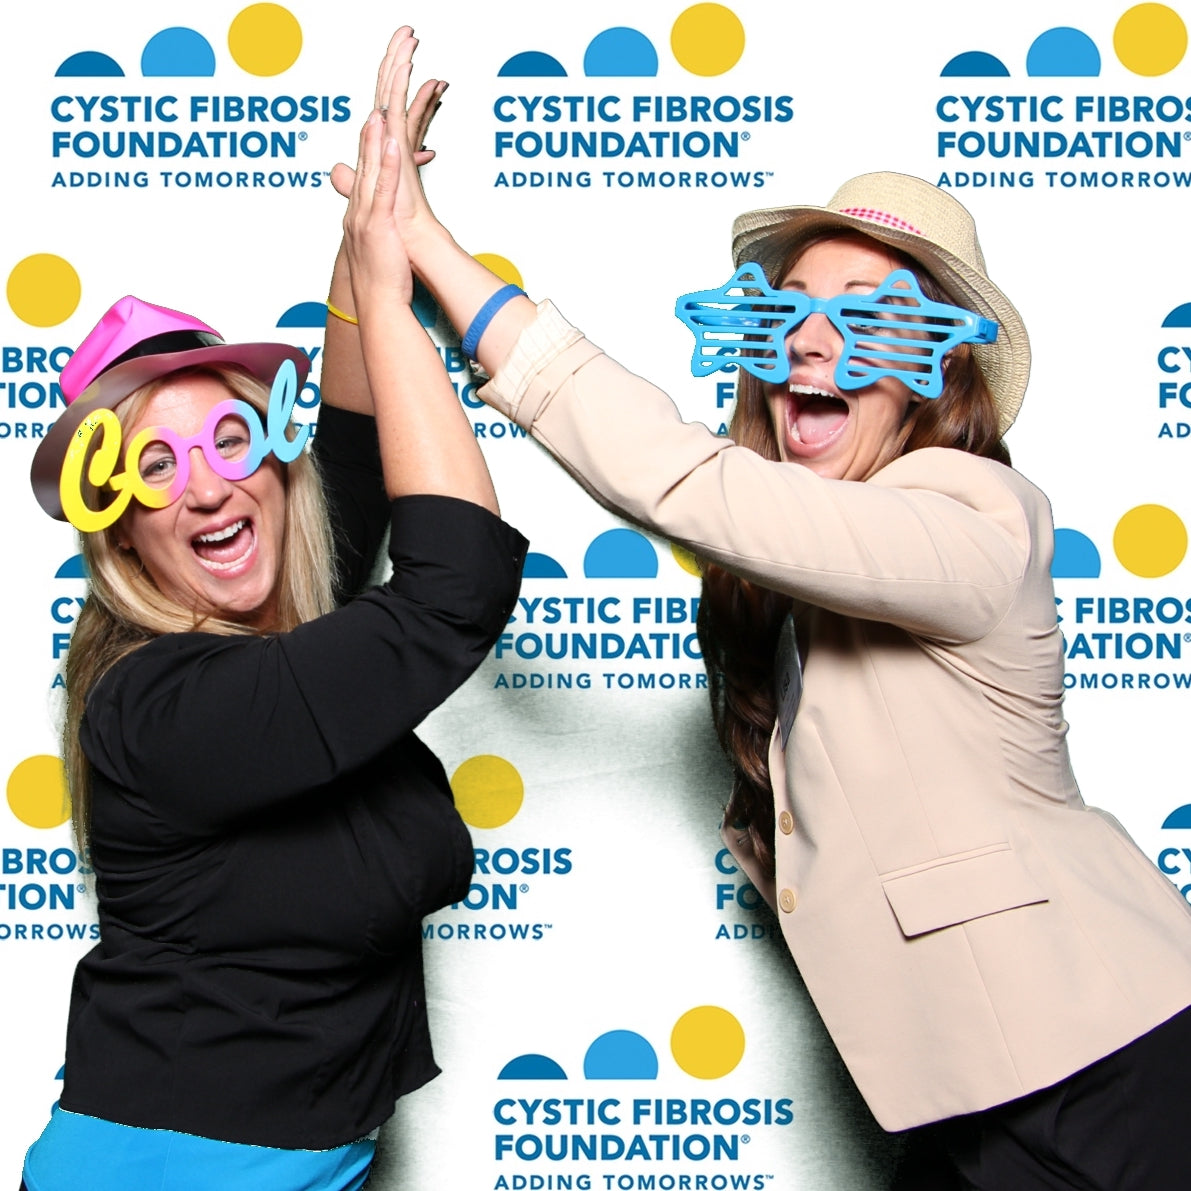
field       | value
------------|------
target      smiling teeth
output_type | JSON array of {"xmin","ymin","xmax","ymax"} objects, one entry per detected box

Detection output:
[
  {"xmin": 788, "ymin": 384, "xmax": 834, "ymax": 398},
  {"xmin": 196, "ymin": 520, "xmax": 246, "ymax": 544}
]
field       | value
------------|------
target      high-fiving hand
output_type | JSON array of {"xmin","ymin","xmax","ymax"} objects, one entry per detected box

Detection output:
[{"xmin": 332, "ymin": 26, "xmax": 444, "ymax": 309}]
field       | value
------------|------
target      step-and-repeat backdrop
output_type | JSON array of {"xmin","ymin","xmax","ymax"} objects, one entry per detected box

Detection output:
[{"xmin": 4, "ymin": 2, "xmax": 1190, "ymax": 1186}]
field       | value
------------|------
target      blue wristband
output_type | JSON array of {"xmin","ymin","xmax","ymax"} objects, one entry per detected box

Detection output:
[{"xmin": 462, "ymin": 285, "xmax": 525, "ymax": 360}]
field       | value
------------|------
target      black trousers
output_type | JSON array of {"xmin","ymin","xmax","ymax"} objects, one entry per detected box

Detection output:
[{"xmin": 893, "ymin": 1004, "xmax": 1191, "ymax": 1190}]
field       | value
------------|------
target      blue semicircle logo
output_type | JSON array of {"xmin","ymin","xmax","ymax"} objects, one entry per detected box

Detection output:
[
  {"xmin": 940, "ymin": 51, "xmax": 1010, "ymax": 77},
  {"xmin": 498, "ymin": 51, "xmax": 567, "ymax": 77},
  {"xmin": 1162, "ymin": 302, "xmax": 1191, "ymax": 328},
  {"xmin": 1025, "ymin": 27, "xmax": 1101, "ymax": 77},
  {"xmin": 276, "ymin": 302, "xmax": 327, "ymax": 328},
  {"xmin": 524, "ymin": 552, "xmax": 568, "ymax": 579},
  {"xmin": 54, "ymin": 555, "xmax": 89, "ymax": 580},
  {"xmin": 584, "ymin": 28, "xmax": 658, "ymax": 77},
  {"xmin": 584, "ymin": 1030, "xmax": 659, "ymax": 1079},
  {"xmin": 1052, "ymin": 529, "xmax": 1101, "ymax": 579},
  {"xmin": 141, "ymin": 27, "xmax": 216, "ymax": 76},
  {"xmin": 1162, "ymin": 805, "xmax": 1191, "ymax": 829},
  {"xmin": 498, "ymin": 1053, "xmax": 569, "ymax": 1079},
  {"xmin": 584, "ymin": 529, "xmax": 658, "ymax": 578},
  {"xmin": 56, "ymin": 51, "xmax": 125, "ymax": 77}
]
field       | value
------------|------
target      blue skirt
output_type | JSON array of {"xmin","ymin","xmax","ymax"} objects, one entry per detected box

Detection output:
[{"xmin": 23, "ymin": 1104, "xmax": 377, "ymax": 1191}]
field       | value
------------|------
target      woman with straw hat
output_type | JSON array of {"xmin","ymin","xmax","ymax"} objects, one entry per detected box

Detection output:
[
  {"xmin": 359, "ymin": 29, "xmax": 1191, "ymax": 1190},
  {"xmin": 20, "ymin": 44, "xmax": 526, "ymax": 1190}
]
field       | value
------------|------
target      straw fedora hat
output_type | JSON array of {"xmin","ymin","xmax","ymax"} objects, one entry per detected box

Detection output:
[{"xmin": 732, "ymin": 172, "xmax": 1029, "ymax": 433}]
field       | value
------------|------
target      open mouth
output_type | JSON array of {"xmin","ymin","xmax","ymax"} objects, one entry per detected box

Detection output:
[
  {"xmin": 191, "ymin": 518, "xmax": 257, "ymax": 573},
  {"xmin": 786, "ymin": 384, "xmax": 849, "ymax": 447}
]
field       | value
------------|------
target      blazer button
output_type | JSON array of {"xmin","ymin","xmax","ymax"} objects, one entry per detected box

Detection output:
[
  {"xmin": 778, "ymin": 888, "xmax": 797, "ymax": 914},
  {"xmin": 778, "ymin": 811, "xmax": 794, "ymax": 835}
]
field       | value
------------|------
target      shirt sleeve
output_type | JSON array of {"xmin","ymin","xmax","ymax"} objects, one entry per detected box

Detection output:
[
  {"xmin": 311, "ymin": 403, "xmax": 389, "ymax": 603},
  {"xmin": 81, "ymin": 495, "xmax": 527, "ymax": 833},
  {"xmin": 479, "ymin": 302, "xmax": 1033, "ymax": 644}
]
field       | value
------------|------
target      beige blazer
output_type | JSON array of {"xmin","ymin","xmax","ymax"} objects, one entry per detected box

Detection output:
[{"xmin": 481, "ymin": 303, "xmax": 1191, "ymax": 1131}]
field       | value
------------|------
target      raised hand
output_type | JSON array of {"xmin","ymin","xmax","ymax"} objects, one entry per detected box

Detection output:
[
  {"xmin": 332, "ymin": 25, "xmax": 536, "ymax": 380},
  {"xmin": 332, "ymin": 27, "xmax": 443, "ymax": 245},
  {"xmin": 340, "ymin": 110, "xmax": 412, "ymax": 309},
  {"xmin": 376, "ymin": 27, "xmax": 444, "ymax": 167}
]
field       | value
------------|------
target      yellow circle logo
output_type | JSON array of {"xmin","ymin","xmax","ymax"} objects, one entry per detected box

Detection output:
[
  {"xmin": 474, "ymin": 254, "xmax": 525, "ymax": 289},
  {"xmin": 670, "ymin": 1005, "xmax": 745, "ymax": 1078},
  {"xmin": 7, "ymin": 756, "xmax": 70, "ymax": 829},
  {"xmin": 451, "ymin": 755, "xmax": 524, "ymax": 828},
  {"xmin": 228, "ymin": 4, "xmax": 302, "ymax": 77},
  {"xmin": 1113, "ymin": 504, "xmax": 1188, "ymax": 577},
  {"xmin": 1114, "ymin": 4, "xmax": 1187, "ymax": 76},
  {"xmin": 7, "ymin": 255, "xmax": 81, "ymax": 327},
  {"xmin": 671, "ymin": 5, "xmax": 745, "ymax": 77},
  {"xmin": 670, "ymin": 543, "xmax": 702, "ymax": 577}
]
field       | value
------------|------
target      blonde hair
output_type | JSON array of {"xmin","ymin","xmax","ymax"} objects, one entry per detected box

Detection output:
[{"xmin": 63, "ymin": 365, "xmax": 336, "ymax": 849}]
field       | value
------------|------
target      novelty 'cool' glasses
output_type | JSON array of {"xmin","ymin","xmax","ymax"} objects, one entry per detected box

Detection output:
[
  {"xmin": 675, "ymin": 265, "xmax": 998, "ymax": 398},
  {"xmin": 59, "ymin": 359, "xmax": 310, "ymax": 533}
]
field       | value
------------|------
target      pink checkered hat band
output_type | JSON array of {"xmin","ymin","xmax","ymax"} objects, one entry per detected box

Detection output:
[{"xmin": 837, "ymin": 207, "xmax": 923, "ymax": 236}]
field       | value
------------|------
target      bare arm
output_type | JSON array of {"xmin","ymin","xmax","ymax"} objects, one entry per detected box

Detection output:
[
  {"xmin": 332, "ymin": 29, "xmax": 537, "ymax": 378},
  {"xmin": 405, "ymin": 221, "xmax": 538, "ymax": 378},
  {"xmin": 319, "ymin": 241, "xmax": 372, "ymax": 415},
  {"xmin": 321, "ymin": 41, "xmax": 444, "ymax": 417},
  {"xmin": 335, "ymin": 32, "xmax": 497, "ymax": 513}
]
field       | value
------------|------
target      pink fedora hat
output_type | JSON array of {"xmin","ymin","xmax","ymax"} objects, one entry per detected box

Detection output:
[{"xmin": 31, "ymin": 295, "xmax": 311, "ymax": 522}]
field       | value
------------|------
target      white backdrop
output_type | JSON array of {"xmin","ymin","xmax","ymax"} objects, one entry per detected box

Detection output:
[{"xmin": 3, "ymin": 2, "xmax": 1191, "ymax": 1186}]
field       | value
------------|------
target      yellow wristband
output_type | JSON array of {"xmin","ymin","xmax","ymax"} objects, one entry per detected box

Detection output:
[{"xmin": 326, "ymin": 300, "xmax": 359, "ymax": 326}]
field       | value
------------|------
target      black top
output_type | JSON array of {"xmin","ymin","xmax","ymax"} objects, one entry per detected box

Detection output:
[{"xmin": 59, "ymin": 406, "xmax": 527, "ymax": 1149}]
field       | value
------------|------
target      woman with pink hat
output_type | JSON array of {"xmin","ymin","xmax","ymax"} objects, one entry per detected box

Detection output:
[
  {"xmin": 20, "ymin": 39, "xmax": 525, "ymax": 1191},
  {"xmin": 355, "ymin": 28, "xmax": 1191, "ymax": 1191}
]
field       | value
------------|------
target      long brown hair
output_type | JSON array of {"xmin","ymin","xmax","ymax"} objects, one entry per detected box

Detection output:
[
  {"xmin": 697, "ymin": 232, "xmax": 1010, "ymax": 874},
  {"xmin": 63, "ymin": 365, "xmax": 336, "ymax": 850}
]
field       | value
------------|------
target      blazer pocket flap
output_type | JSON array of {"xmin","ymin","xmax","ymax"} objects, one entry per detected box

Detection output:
[{"xmin": 881, "ymin": 845, "xmax": 1048, "ymax": 938}]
